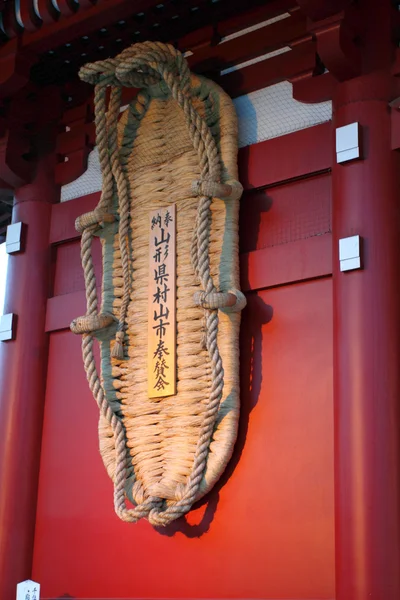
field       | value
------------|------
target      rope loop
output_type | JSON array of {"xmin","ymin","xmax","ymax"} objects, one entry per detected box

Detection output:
[
  {"xmin": 194, "ymin": 290, "xmax": 236, "ymax": 310},
  {"xmin": 222, "ymin": 289, "xmax": 247, "ymax": 313},
  {"xmin": 194, "ymin": 289, "xmax": 247, "ymax": 312},
  {"xmin": 70, "ymin": 314, "xmax": 115, "ymax": 335},
  {"xmin": 75, "ymin": 209, "xmax": 116, "ymax": 233},
  {"xmin": 115, "ymin": 41, "xmax": 191, "ymax": 93},
  {"xmin": 191, "ymin": 178, "xmax": 243, "ymax": 201},
  {"xmin": 79, "ymin": 58, "xmax": 120, "ymax": 87}
]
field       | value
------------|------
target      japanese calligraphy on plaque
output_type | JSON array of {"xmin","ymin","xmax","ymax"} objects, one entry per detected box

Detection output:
[{"xmin": 148, "ymin": 205, "xmax": 176, "ymax": 398}]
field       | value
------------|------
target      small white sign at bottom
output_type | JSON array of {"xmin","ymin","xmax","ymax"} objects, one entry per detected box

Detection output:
[{"xmin": 16, "ymin": 580, "xmax": 40, "ymax": 600}]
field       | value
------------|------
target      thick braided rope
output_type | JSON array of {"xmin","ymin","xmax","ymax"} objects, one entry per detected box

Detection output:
[
  {"xmin": 77, "ymin": 42, "xmax": 228, "ymax": 525},
  {"xmin": 105, "ymin": 86, "xmax": 132, "ymax": 359},
  {"xmin": 78, "ymin": 63, "xmax": 160, "ymax": 521}
]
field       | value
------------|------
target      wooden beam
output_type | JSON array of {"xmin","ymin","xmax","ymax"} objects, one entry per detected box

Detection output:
[
  {"xmin": 178, "ymin": 0, "xmax": 298, "ymax": 52},
  {"xmin": 219, "ymin": 40, "xmax": 316, "ymax": 98},
  {"xmin": 295, "ymin": 0, "xmax": 350, "ymax": 21},
  {"xmin": 292, "ymin": 71, "xmax": 337, "ymax": 103},
  {"xmin": 50, "ymin": 191, "xmax": 100, "ymax": 245},
  {"xmin": 45, "ymin": 233, "xmax": 332, "ymax": 333},
  {"xmin": 239, "ymin": 122, "xmax": 331, "ymax": 190},
  {"xmin": 46, "ymin": 288, "xmax": 99, "ymax": 332},
  {"xmin": 187, "ymin": 10, "xmax": 307, "ymax": 73},
  {"xmin": 241, "ymin": 233, "xmax": 332, "ymax": 292},
  {"xmin": 50, "ymin": 122, "xmax": 332, "ymax": 245}
]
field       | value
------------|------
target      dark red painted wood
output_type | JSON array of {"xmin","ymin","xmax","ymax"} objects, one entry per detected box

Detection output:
[
  {"xmin": 45, "ymin": 233, "xmax": 332, "ymax": 332},
  {"xmin": 56, "ymin": 148, "xmax": 93, "ymax": 186},
  {"xmin": 240, "ymin": 173, "xmax": 331, "ymax": 253},
  {"xmin": 35, "ymin": 0, "xmax": 60, "ymax": 25},
  {"xmin": 178, "ymin": 0, "xmax": 298, "ymax": 53},
  {"xmin": 0, "ymin": 150, "xmax": 58, "ymax": 600},
  {"xmin": 296, "ymin": 0, "xmax": 350, "ymax": 21},
  {"xmin": 20, "ymin": 0, "xmax": 293, "ymax": 54},
  {"xmin": 57, "ymin": 124, "xmax": 94, "ymax": 156},
  {"xmin": 292, "ymin": 72, "xmax": 337, "ymax": 104},
  {"xmin": 22, "ymin": 0, "xmax": 157, "ymax": 51},
  {"xmin": 45, "ymin": 288, "xmax": 98, "ymax": 332},
  {"xmin": 1, "ymin": 0, "xmax": 297, "ymax": 47},
  {"xmin": 19, "ymin": 0, "xmax": 43, "ymax": 33},
  {"xmin": 51, "ymin": 124, "xmax": 332, "ymax": 245},
  {"xmin": 391, "ymin": 47, "xmax": 400, "ymax": 77},
  {"xmin": 53, "ymin": 237, "xmax": 101, "ymax": 297},
  {"xmin": 50, "ymin": 191, "xmax": 100, "ymax": 244},
  {"xmin": 241, "ymin": 233, "xmax": 332, "ymax": 292},
  {"xmin": 188, "ymin": 11, "xmax": 307, "ymax": 73},
  {"xmin": 220, "ymin": 40, "xmax": 317, "ymax": 99},
  {"xmin": 29, "ymin": 115, "xmax": 335, "ymax": 599},
  {"xmin": 46, "ymin": 169, "xmax": 333, "ymax": 330},
  {"xmin": 307, "ymin": 12, "xmax": 362, "ymax": 82},
  {"xmin": 239, "ymin": 122, "xmax": 331, "ymax": 190},
  {"xmin": 332, "ymin": 70, "xmax": 400, "ymax": 600},
  {"xmin": 33, "ymin": 278, "xmax": 334, "ymax": 600},
  {"xmin": 46, "ymin": 126, "xmax": 334, "ymax": 338},
  {"xmin": 391, "ymin": 107, "xmax": 400, "ymax": 150}
]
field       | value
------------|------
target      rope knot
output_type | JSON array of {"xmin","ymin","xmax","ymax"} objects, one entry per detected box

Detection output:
[
  {"xmin": 191, "ymin": 178, "xmax": 243, "ymax": 201},
  {"xmin": 70, "ymin": 313, "xmax": 115, "ymax": 335},
  {"xmin": 194, "ymin": 289, "xmax": 247, "ymax": 313},
  {"xmin": 75, "ymin": 209, "xmax": 116, "ymax": 234},
  {"xmin": 79, "ymin": 58, "xmax": 119, "ymax": 86},
  {"xmin": 115, "ymin": 41, "xmax": 191, "ymax": 93}
]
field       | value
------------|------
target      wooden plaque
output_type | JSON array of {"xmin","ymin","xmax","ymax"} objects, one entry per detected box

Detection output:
[{"xmin": 148, "ymin": 204, "xmax": 176, "ymax": 398}]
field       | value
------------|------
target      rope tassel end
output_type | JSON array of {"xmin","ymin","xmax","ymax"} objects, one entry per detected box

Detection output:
[{"xmin": 111, "ymin": 330, "xmax": 125, "ymax": 360}]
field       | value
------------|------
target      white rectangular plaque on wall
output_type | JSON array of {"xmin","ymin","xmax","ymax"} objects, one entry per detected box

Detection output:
[{"xmin": 148, "ymin": 204, "xmax": 176, "ymax": 398}]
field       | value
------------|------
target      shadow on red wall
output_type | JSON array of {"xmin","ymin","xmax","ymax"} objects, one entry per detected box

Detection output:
[{"xmin": 151, "ymin": 295, "xmax": 273, "ymax": 538}]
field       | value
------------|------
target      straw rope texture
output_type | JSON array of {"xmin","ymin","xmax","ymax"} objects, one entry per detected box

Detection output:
[{"xmin": 70, "ymin": 41, "xmax": 246, "ymax": 526}]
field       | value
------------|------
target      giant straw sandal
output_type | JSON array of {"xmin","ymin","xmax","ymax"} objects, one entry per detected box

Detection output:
[{"xmin": 71, "ymin": 41, "xmax": 246, "ymax": 526}]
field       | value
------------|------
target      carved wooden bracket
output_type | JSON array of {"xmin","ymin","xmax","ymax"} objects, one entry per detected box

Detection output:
[
  {"xmin": 0, "ymin": 86, "xmax": 65, "ymax": 189},
  {"xmin": 0, "ymin": 38, "xmax": 35, "ymax": 99},
  {"xmin": 295, "ymin": 1, "xmax": 361, "ymax": 83},
  {"xmin": 0, "ymin": 90, "xmax": 36, "ymax": 188},
  {"xmin": 296, "ymin": 0, "xmax": 350, "ymax": 23},
  {"xmin": 291, "ymin": 71, "xmax": 337, "ymax": 104},
  {"xmin": 292, "ymin": 0, "xmax": 399, "ymax": 103},
  {"xmin": 309, "ymin": 11, "xmax": 362, "ymax": 82},
  {"xmin": 0, "ymin": 128, "xmax": 33, "ymax": 189},
  {"xmin": 56, "ymin": 99, "xmax": 96, "ymax": 187}
]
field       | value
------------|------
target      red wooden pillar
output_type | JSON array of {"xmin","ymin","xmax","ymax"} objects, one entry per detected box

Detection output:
[
  {"xmin": 0, "ymin": 149, "xmax": 58, "ymax": 599},
  {"xmin": 332, "ymin": 70, "xmax": 400, "ymax": 600}
]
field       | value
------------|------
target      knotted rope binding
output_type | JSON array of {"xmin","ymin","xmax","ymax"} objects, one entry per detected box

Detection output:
[{"xmin": 71, "ymin": 41, "xmax": 246, "ymax": 526}]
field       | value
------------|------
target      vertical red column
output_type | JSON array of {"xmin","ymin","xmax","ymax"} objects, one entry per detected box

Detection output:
[
  {"xmin": 332, "ymin": 71, "xmax": 400, "ymax": 600},
  {"xmin": 0, "ymin": 150, "xmax": 58, "ymax": 599}
]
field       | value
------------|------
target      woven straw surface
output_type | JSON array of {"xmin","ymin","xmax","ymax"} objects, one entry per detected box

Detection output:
[{"xmin": 98, "ymin": 73, "xmax": 242, "ymax": 505}]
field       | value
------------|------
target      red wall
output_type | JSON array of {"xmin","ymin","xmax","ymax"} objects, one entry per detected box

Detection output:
[{"xmin": 32, "ymin": 124, "xmax": 335, "ymax": 599}]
